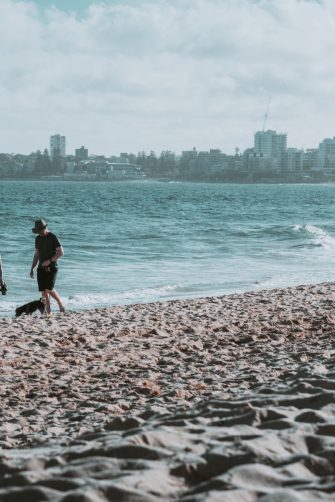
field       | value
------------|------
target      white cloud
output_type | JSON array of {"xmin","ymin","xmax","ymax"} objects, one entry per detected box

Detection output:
[{"xmin": 0, "ymin": 0, "xmax": 335, "ymax": 155}]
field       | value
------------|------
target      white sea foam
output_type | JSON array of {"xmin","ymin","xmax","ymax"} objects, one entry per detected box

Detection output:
[
  {"xmin": 305, "ymin": 224, "xmax": 335, "ymax": 249},
  {"xmin": 66, "ymin": 283, "xmax": 182, "ymax": 308},
  {"xmin": 292, "ymin": 224, "xmax": 335, "ymax": 249},
  {"xmin": 0, "ymin": 300, "xmax": 20, "ymax": 313},
  {"xmin": 0, "ymin": 285, "xmax": 184, "ymax": 316}
]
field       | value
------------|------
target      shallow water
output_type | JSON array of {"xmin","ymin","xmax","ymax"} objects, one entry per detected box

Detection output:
[{"xmin": 1, "ymin": 180, "xmax": 335, "ymax": 315}]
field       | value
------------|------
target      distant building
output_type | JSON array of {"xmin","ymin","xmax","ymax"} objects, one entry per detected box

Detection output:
[
  {"xmin": 197, "ymin": 151, "xmax": 210, "ymax": 172},
  {"xmin": 106, "ymin": 163, "xmax": 143, "ymax": 180},
  {"xmin": 180, "ymin": 148, "xmax": 197, "ymax": 176},
  {"xmin": 318, "ymin": 137, "xmax": 335, "ymax": 170},
  {"xmin": 195, "ymin": 149, "xmax": 226, "ymax": 175},
  {"xmin": 112, "ymin": 155, "xmax": 129, "ymax": 165},
  {"xmin": 303, "ymin": 148, "xmax": 318, "ymax": 170},
  {"xmin": 75, "ymin": 146, "xmax": 88, "ymax": 161},
  {"xmin": 285, "ymin": 148, "xmax": 304, "ymax": 172},
  {"xmin": 254, "ymin": 130, "xmax": 287, "ymax": 170},
  {"xmin": 50, "ymin": 135, "xmax": 66, "ymax": 160},
  {"xmin": 243, "ymin": 149, "xmax": 272, "ymax": 171}
]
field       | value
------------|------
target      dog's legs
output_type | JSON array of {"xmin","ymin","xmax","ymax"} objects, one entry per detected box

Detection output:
[
  {"xmin": 47, "ymin": 289, "xmax": 65, "ymax": 312},
  {"xmin": 42, "ymin": 291, "xmax": 51, "ymax": 314}
]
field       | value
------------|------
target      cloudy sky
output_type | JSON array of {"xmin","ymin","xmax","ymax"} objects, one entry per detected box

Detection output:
[{"xmin": 1, "ymin": 0, "xmax": 335, "ymax": 156}]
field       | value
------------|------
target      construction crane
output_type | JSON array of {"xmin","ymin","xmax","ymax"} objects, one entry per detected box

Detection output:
[{"xmin": 262, "ymin": 96, "xmax": 271, "ymax": 131}]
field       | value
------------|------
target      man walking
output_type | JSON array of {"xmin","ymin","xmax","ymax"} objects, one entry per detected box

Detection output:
[
  {"xmin": 0, "ymin": 255, "xmax": 6, "ymax": 294},
  {"xmin": 30, "ymin": 219, "xmax": 65, "ymax": 313}
]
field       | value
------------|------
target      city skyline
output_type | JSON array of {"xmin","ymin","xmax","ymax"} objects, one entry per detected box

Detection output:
[
  {"xmin": 1, "ymin": 127, "xmax": 335, "ymax": 180},
  {"xmin": 1, "ymin": 0, "xmax": 335, "ymax": 154},
  {"xmin": 2, "ymin": 127, "xmax": 334, "ymax": 159}
]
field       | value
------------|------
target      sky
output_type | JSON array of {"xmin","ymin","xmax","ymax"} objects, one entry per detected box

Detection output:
[{"xmin": 1, "ymin": 0, "xmax": 335, "ymax": 156}]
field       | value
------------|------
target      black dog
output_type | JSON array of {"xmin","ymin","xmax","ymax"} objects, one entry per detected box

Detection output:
[
  {"xmin": 15, "ymin": 298, "xmax": 46, "ymax": 317},
  {"xmin": 0, "ymin": 282, "xmax": 7, "ymax": 295}
]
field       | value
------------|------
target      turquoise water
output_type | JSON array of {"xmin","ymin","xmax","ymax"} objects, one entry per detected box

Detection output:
[{"xmin": 1, "ymin": 180, "xmax": 335, "ymax": 316}]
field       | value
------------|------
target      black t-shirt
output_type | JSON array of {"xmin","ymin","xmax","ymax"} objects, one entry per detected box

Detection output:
[{"xmin": 35, "ymin": 232, "xmax": 61, "ymax": 266}]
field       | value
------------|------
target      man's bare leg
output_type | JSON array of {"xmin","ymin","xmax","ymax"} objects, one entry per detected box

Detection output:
[
  {"xmin": 47, "ymin": 289, "xmax": 65, "ymax": 312},
  {"xmin": 42, "ymin": 290, "xmax": 51, "ymax": 314}
]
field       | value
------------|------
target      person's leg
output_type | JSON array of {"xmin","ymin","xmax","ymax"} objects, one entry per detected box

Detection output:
[
  {"xmin": 38, "ymin": 269, "xmax": 50, "ymax": 313},
  {"xmin": 47, "ymin": 289, "xmax": 65, "ymax": 312},
  {"xmin": 42, "ymin": 290, "xmax": 51, "ymax": 314}
]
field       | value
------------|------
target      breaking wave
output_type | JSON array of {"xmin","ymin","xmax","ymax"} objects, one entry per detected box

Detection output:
[
  {"xmin": 66, "ymin": 284, "xmax": 183, "ymax": 308},
  {"xmin": 292, "ymin": 224, "xmax": 335, "ymax": 249}
]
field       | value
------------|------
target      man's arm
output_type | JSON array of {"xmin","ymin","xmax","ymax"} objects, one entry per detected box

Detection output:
[
  {"xmin": 30, "ymin": 249, "xmax": 39, "ymax": 278},
  {"xmin": 41, "ymin": 246, "xmax": 64, "ymax": 267},
  {"xmin": 53, "ymin": 246, "xmax": 64, "ymax": 262}
]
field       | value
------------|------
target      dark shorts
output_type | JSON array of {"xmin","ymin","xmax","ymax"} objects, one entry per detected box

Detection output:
[{"xmin": 37, "ymin": 264, "xmax": 58, "ymax": 292}]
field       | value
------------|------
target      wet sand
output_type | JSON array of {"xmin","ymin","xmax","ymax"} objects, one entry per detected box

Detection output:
[{"xmin": 0, "ymin": 282, "xmax": 334, "ymax": 501}]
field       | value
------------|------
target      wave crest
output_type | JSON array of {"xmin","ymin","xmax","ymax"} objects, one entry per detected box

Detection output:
[{"xmin": 292, "ymin": 224, "xmax": 335, "ymax": 249}]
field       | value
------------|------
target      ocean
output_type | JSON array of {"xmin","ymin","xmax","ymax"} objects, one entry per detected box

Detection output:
[{"xmin": 0, "ymin": 180, "xmax": 335, "ymax": 316}]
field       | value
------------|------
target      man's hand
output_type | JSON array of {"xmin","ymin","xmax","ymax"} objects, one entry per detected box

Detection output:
[
  {"xmin": 41, "ymin": 260, "xmax": 51, "ymax": 267},
  {"xmin": 30, "ymin": 269, "xmax": 34, "ymax": 279}
]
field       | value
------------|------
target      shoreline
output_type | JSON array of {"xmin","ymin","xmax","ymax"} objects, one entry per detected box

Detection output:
[
  {"xmin": 1, "ymin": 177, "xmax": 335, "ymax": 184},
  {"xmin": 0, "ymin": 281, "xmax": 334, "ymax": 500},
  {"xmin": 1, "ymin": 278, "xmax": 333, "ymax": 319}
]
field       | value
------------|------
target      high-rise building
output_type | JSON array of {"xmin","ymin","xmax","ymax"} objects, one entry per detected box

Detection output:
[
  {"xmin": 254, "ymin": 130, "xmax": 287, "ymax": 169},
  {"xmin": 317, "ymin": 137, "xmax": 335, "ymax": 170},
  {"xmin": 50, "ymin": 135, "xmax": 66, "ymax": 160}
]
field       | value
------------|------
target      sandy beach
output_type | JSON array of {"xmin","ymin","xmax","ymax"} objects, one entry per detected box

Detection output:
[{"xmin": 0, "ymin": 282, "xmax": 334, "ymax": 501}]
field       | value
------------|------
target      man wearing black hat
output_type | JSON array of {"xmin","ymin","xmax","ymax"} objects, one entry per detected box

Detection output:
[{"xmin": 30, "ymin": 219, "xmax": 65, "ymax": 313}]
